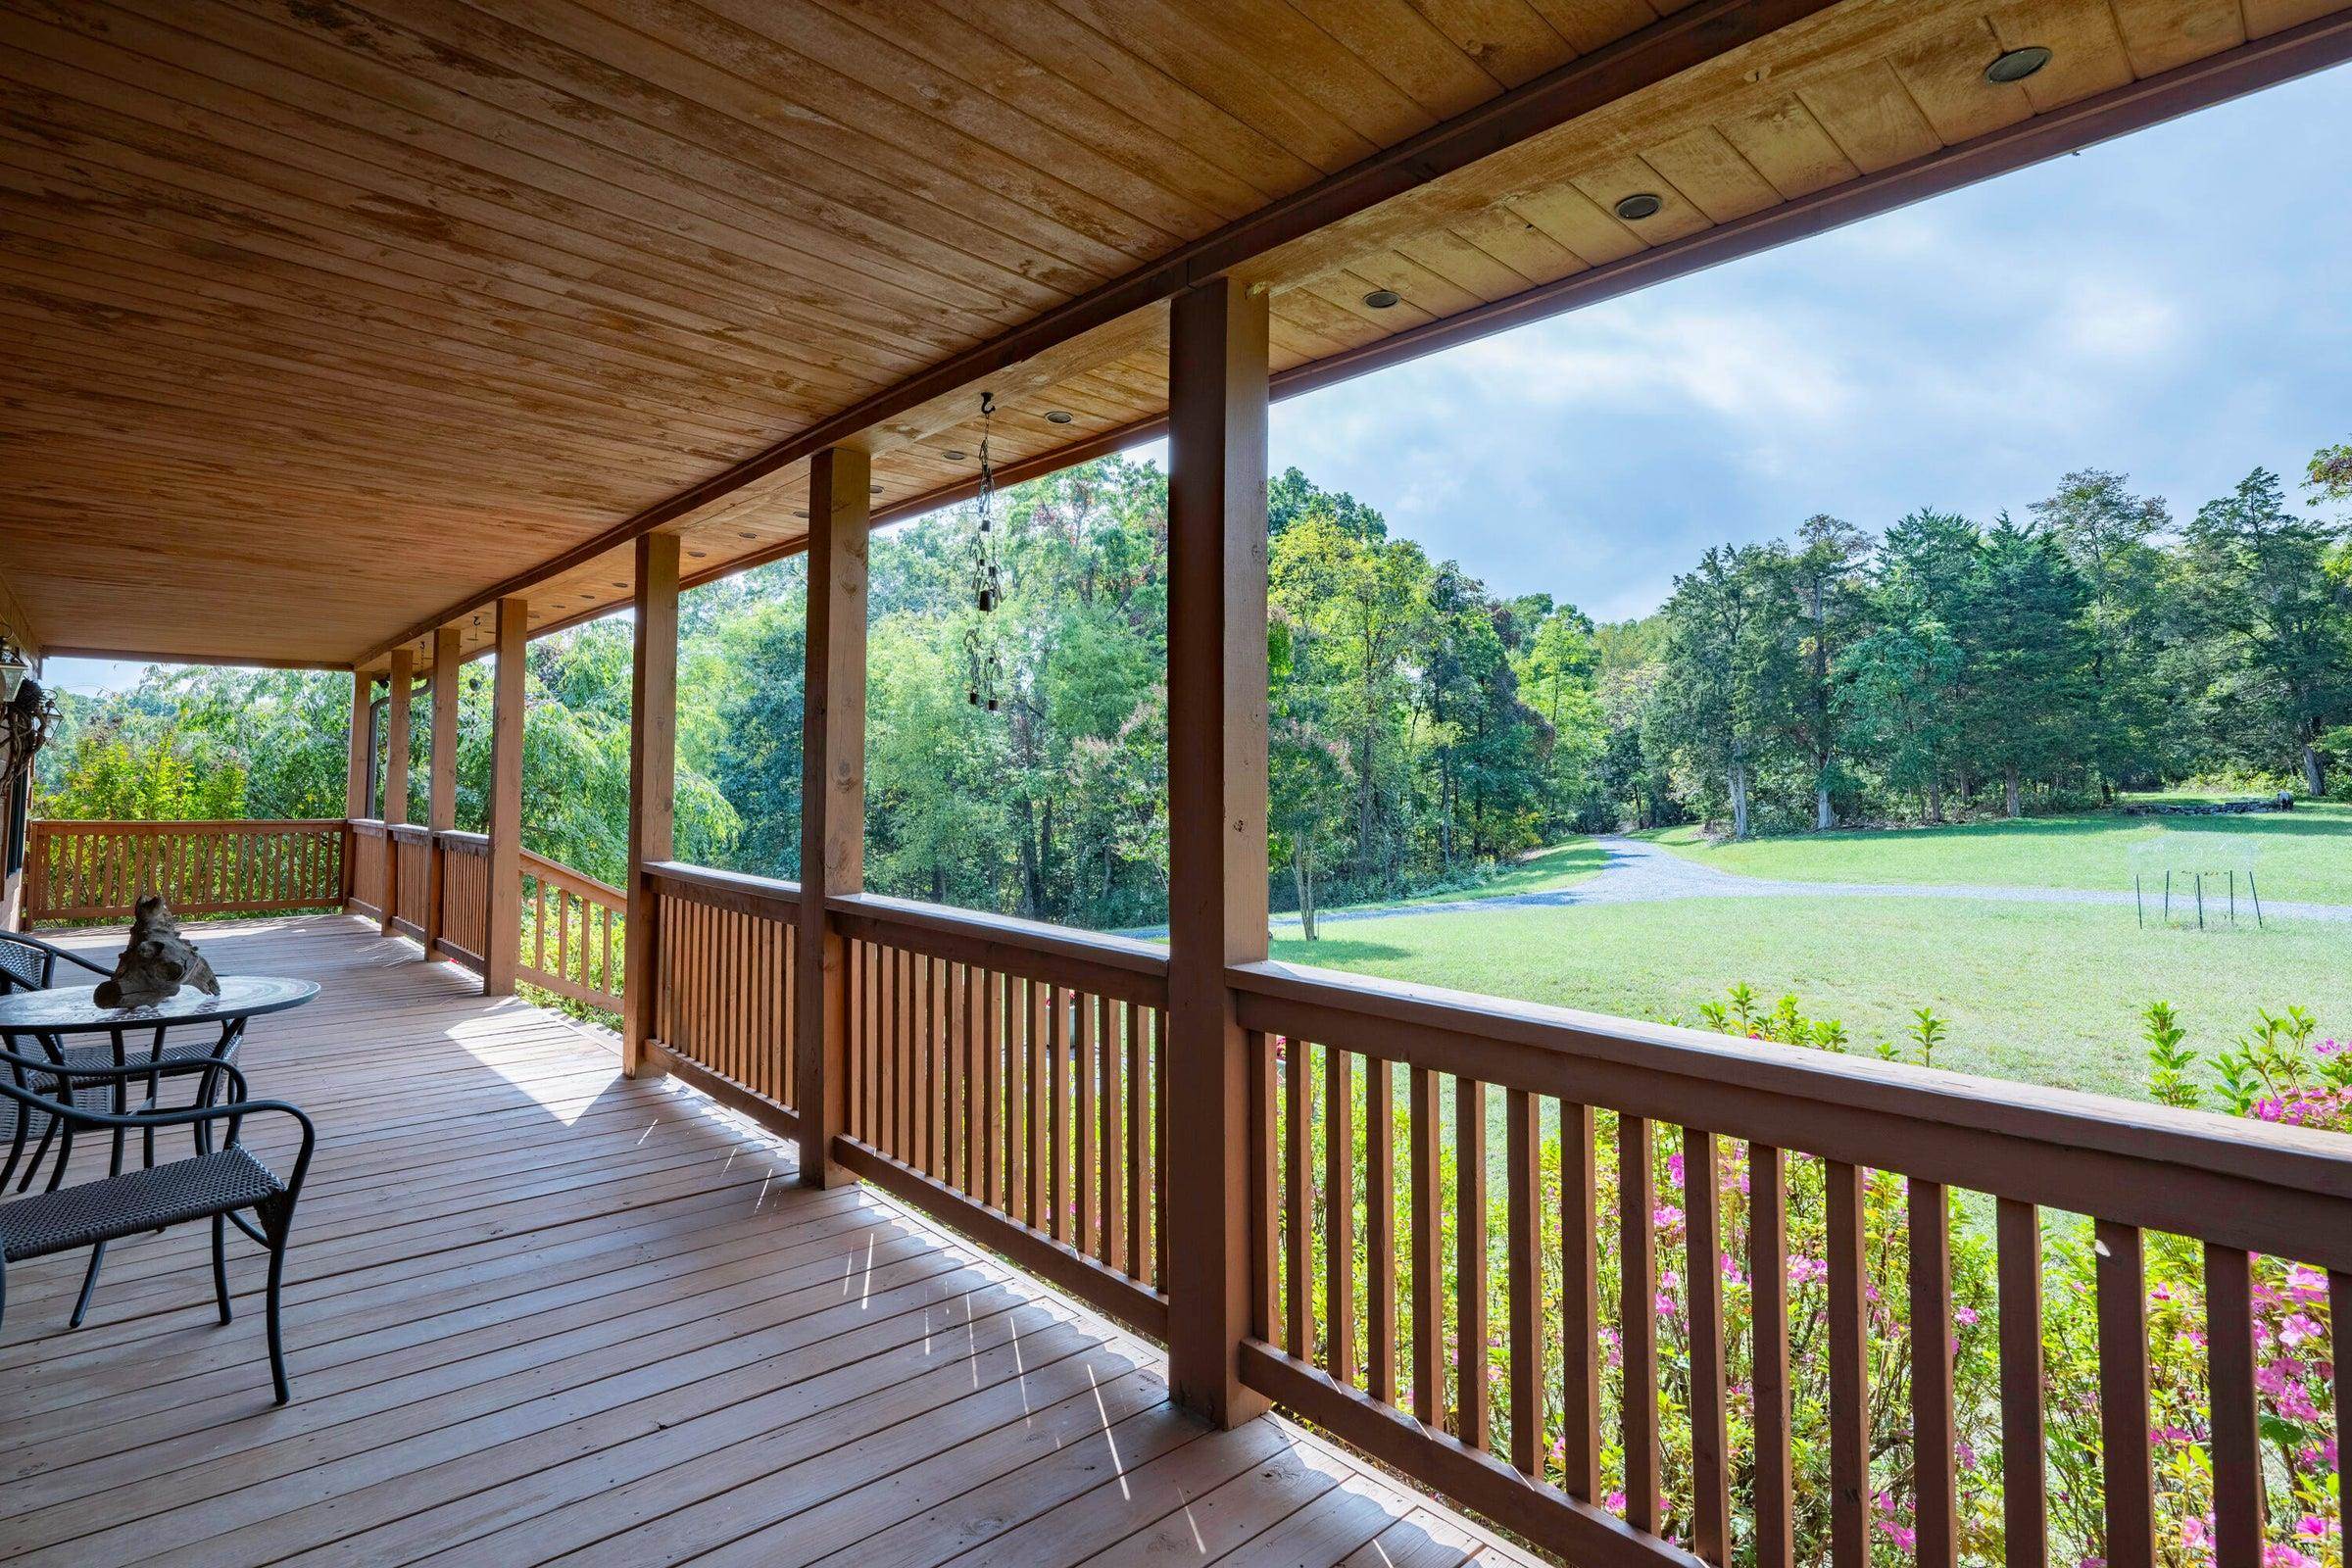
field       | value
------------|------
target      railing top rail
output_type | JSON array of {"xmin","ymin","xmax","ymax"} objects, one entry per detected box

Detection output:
[
  {"xmin": 830, "ymin": 891, "xmax": 1170, "ymax": 979},
  {"xmin": 519, "ymin": 848, "xmax": 626, "ymax": 906},
  {"xmin": 385, "ymin": 822, "xmax": 434, "ymax": 841},
  {"xmin": 31, "ymin": 817, "xmax": 350, "ymax": 833},
  {"xmin": 645, "ymin": 860, "xmax": 801, "ymax": 906},
  {"xmin": 436, "ymin": 829, "xmax": 490, "ymax": 852},
  {"xmin": 1233, "ymin": 957, "xmax": 2352, "ymax": 1263}
]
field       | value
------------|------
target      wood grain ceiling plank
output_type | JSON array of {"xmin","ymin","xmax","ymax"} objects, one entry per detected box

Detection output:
[
  {"xmin": 0, "ymin": 215, "xmax": 827, "ymax": 441},
  {"xmin": 1637, "ymin": 122, "xmax": 1783, "ymax": 220},
  {"xmin": 1985, "ymin": 0, "xmax": 2136, "ymax": 107},
  {"xmin": 1516, "ymin": 0, "xmax": 1666, "ymax": 53},
  {"xmin": 794, "ymin": 0, "xmax": 1277, "ymax": 221},
  {"xmin": 665, "ymin": 0, "xmax": 1231, "ymax": 242},
  {"xmin": 1438, "ymin": 205, "xmax": 1589, "ymax": 283},
  {"xmin": 1886, "ymin": 14, "xmax": 2039, "ymax": 143},
  {"xmin": 1713, "ymin": 95, "xmax": 1864, "ymax": 197},
  {"xmin": 1279, "ymin": 0, "xmax": 1513, "ymax": 114},
  {"xmin": 0, "ymin": 163, "xmax": 904, "ymax": 413},
  {"xmin": 80, "ymin": 0, "xmax": 1051, "ymax": 333},
  {"xmin": 2108, "ymin": 0, "xmax": 2249, "ymax": 74},
  {"xmin": 1792, "ymin": 57, "xmax": 1946, "ymax": 171},
  {"xmin": 1392, "ymin": 227, "xmax": 1540, "ymax": 301},
  {"xmin": 1501, "ymin": 184, "xmax": 1640, "ymax": 267},
  {"xmin": 2245, "ymin": 0, "xmax": 2345, "ymax": 32},
  {"xmin": 1341, "ymin": 247, "xmax": 1497, "ymax": 315},
  {"xmin": 945, "ymin": 0, "xmax": 1324, "ymax": 197},
  {"xmin": 1133, "ymin": 0, "xmax": 1445, "ymax": 148},
  {"xmin": 115, "ymin": 0, "xmax": 1088, "ymax": 327},
  {"xmin": 0, "ymin": 100, "xmax": 945, "ymax": 391},
  {"xmin": 1038, "ymin": 0, "xmax": 1390, "ymax": 172},
  {"xmin": 1569, "ymin": 155, "xmax": 1714, "ymax": 240},
  {"xmin": 1400, "ymin": 0, "xmax": 1581, "ymax": 86},
  {"xmin": 0, "ymin": 286, "xmax": 768, "ymax": 470}
]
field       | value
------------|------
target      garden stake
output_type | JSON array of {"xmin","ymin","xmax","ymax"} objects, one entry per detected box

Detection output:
[{"xmin": 2195, "ymin": 872, "xmax": 2204, "ymax": 930}]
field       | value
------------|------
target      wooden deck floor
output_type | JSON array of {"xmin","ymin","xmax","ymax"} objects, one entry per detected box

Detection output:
[{"xmin": 0, "ymin": 915, "xmax": 1542, "ymax": 1568}]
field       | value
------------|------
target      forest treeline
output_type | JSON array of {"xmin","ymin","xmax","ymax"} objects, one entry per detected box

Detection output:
[{"xmin": 36, "ymin": 437, "xmax": 2352, "ymax": 934}]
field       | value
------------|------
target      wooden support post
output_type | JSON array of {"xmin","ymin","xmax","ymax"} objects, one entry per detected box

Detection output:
[
  {"xmin": 483, "ymin": 598, "xmax": 527, "ymax": 997},
  {"xmin": 343, "ymin": 668, "xmax": 370, "ymax": 908},
  {"xmin": 423, "ymin": 626, "xmax": 461, "ymax": 956},
  {"xmin": 1164, "ymin": 276, "xmax": 1272, "ymax": 1429},
  {"xmin": 795, "ymin": 446, "xmax": 868, "ymax": 1186},
  {"xmin": 623, "ymin": 534, "xmax": 680, "ymax": 1078},
  {"xmin": 345, "ymin": 669, "xmax": 372, "ymax": 820},
  {"xmin": 379, "ymin": 646, "xmax": 414, "ymax": 935}
]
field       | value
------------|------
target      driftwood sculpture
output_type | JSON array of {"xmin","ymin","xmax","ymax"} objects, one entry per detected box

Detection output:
[{"xmin": 94, "ymin": 895, "xmax": 221, "ymax": 1007}]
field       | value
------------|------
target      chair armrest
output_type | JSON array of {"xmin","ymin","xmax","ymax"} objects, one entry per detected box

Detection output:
[
  {"xmin": 0, "ymin": 1076, "xmax": 312, "ymax": 1184},
  {"xmin": 0, "ymin": 932, "xmax": 113, "ymax": 979},
  {"xmin": 0, "ymin": 1043, "xmax": 252, "ymax": 1099}
]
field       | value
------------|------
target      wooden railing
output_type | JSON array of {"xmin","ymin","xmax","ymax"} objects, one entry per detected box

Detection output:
[
  {"xmin": 643, "ymin": 863, "xmax": 798, "ymax": 1122},
  {"xmin": 24, "ymin": 819, "xmax": 348, "ymax": 923},
  {"xmin": 387, "ymin": 823, "xmax": 434, "ymax": 938},
  {"xmin": 826, "ymin": 892, "xmax": 1169, "ymax": 1338},
  {"xmin": 1228, "ymin": 959, "xmax": 2352, "ymax": 1567},
  {"xmin": 435, "ymin": 831, "xmax": 490, "ymax": 968},
  {"xmin": 348, "ymin": 819, "xmax": 390, "ymax": 916},
  {"xmin": 519, "ymin": 850, "xmax": 625, "ymax": 1012}
]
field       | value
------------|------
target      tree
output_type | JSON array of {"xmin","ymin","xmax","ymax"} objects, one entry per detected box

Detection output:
[
  {"xmin": 1651, "ymin": 545, "xmax": 1797, "ymax": 839},
  {"xmin": 1970, "ymin": 518, "xmax": 2091, "ymax": 816},
  {"xmin": 2030, "ymin": 470, "xmax": 2169, "ymax": 795},
  {"xmin": 2180, "ymin": 468, "xmax": 2348, "ymax": 795},
  {"xmin": 1779, "ymin": 514, "xmax": 1871, "ymax": 829}
]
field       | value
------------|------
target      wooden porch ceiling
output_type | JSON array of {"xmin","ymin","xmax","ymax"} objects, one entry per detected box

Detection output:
[{"xmin": 3, "ymin": 0, "xmax": 2347, "ymax": 673}]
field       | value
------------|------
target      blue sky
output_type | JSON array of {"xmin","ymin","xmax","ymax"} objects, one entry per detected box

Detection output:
[
  {"xmin": 49, "ymin": 61, "xmax": 2351, "ymax": 693},
  {"xmin": 1255, "ymin": 58, "xmax": 2352, "ymax": 621}
]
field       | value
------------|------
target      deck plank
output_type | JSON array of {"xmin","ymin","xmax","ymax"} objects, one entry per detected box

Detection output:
[{"xmin": 0, "ymin": 916, "xmax": 1540, "ymax": 1568}]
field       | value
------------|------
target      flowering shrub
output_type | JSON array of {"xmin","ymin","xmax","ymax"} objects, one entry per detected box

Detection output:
[{"xmin": 1279, "ymin": 994, "xmax": 2343, "ymax": 1567}]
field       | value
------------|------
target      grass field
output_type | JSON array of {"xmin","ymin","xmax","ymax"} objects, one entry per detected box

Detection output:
[
  {"xmin": 1644, "ymin": 798, "xmax": 2352, "ymax": 906},
  {"xmin": 1274, "ymin": 893, "xmax": 2351, "ymax": 1100}
]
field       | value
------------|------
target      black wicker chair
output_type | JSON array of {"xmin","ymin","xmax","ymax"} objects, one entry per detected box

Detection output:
[
  {"xmin": 0, "ymin": 929, "xmax": 112, "ymax": 995},
  {"xmin": 0, "ymin": 1050, "xmax": 314, "ymax": 1402}
]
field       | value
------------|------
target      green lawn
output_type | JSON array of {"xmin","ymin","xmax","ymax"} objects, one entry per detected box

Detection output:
[
  {"xmin": 1644, "ymin": 799, "xmax": 2352, "ymax": 906},
  {"xmin": 1274, "ymin": 894, "xmax": 2352, "ymax": 1100}
]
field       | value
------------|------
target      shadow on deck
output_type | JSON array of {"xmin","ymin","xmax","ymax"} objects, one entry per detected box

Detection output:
[{"xmin": 0, "ymin": 915, "xmax": 1537, "ymax": 1567}]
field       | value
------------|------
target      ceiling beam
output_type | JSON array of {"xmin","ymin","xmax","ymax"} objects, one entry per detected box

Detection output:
[
  {"xmin": 42, "ymin": 646, "xmax": 355, "ymax": 673},
  {"xmin": 357, "ymin": 0, "xmax": 1838, "ymax": 664}
]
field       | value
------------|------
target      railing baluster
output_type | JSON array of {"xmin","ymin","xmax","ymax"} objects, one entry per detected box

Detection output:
[
  {"xmin": 2205, "ymin": 1243, "xmax": 2261, "ymax": 1567},
  {"xmin": 1076, "ymin": 991, "xmax": 1098, "ymax": 1258},
  {"xmin": 1506, "ymin": 1087, "xmax": 1539, "ymax": 1477},
  {"xmin": 1101, "ymin": 995, "xmax": 1122, "ymax": 1273},
  {"xmin": 929, "ymin": 957, "xmax": 948, "ymax": 1175},
  {"xmin": 981, "ymin": 968, "xmax": 1001, "ymax": 1211},
  {"xmin": 1125, "ymin": 999, "xmax": 1146, "ymax": 1281},
  {"xmin": 1410, "ymin": 1063, "xmax": 1441, "ymax": 1427},
  {"xmin": 1250, "ymin": 1028, "xmax": 1276, "ymax": 1345},
  {"xmin": 1153, "ymin": 1004, "xmax": 1167, "ymax": 1290},
  {"xmin": 1029, "ymin": 979, "xmax": 1049, "ymax": 1228},
  {"xmin": 1621, "ymin": 1113, "xmax": 1658, "ymax": 1532},
  {"xmin": 1561, "ymin": 1103, "xmax": 1600, "ymax": 1501},
  {"xmin": 1326, "ymin": 1045, "xmax": 1356, "ymax": 1385},
  {"xmin": 1827, "ymin": 1158, "xmax": 1869, "ymax": 1568},
  {"xmin": 1750, "ymin": 1143, "xmax": 1792, "ymax": 1568},
  {"xmin": 1005, "ymin": 972, "xmax": 1026, "ymax": 1224},
  {"xmin": 1366, "ymin": 1054, "xmax": 1396, "ymax": 1406},
  {"xmin": 1911, "ymin": 1178, "xmax": 1956, "ymax": 1568},
  {"xmin": 1686, "ymin": 1129, "xmax": 1729, "ymax": 1565},
  {"xmin": 1284, "ymin": 1036, "xmax": 1311, "ymax": 1358},
  {"xmin": 1049, "ymin": 983, "xmax": 1069, "ymax": 1244},
  {"xmin": 2333, "ymin": 1269, "xmax": 2350, "ymax": 1528},
  {"xmin": 2095, "ymin": 1218, "xmax": 2154, "ymax": 1568},
  {"xmin": 1457, "ymin": 1076, "xmax": 1489, "ymax": 1448}
]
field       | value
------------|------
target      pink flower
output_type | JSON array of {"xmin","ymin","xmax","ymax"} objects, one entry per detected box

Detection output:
[
  {"xmin": 2182, "ymin": 1517, "xmax": 2213, "ymax": 1548},
  {"xmin": 2263, "ymin": 1545, "xmax": 2321, "ymax": 1568},
  {"xmin": 1955, "ymin": 1304, "xmax": 1979, "ymax": 1326},
  {"xmin": 1605, "ymin": 1490, "xmax": 1627, "ymax": 1512},
  {"xmin": 2294, "ymin": 1515, "xmax": 2332, "ymax": 1540}
]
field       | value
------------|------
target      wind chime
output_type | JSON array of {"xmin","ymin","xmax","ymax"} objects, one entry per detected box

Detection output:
[{"xmin": 964, "ymin": 392, "xmax": 1005, "ymax": 710}]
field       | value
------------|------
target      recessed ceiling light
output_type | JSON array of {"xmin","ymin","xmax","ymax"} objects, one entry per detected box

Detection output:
[
  {"xmin": 689, "ymin": 551, "xmax": 708, "ymax": 560},
  {"xmin": 1045, "ymin": 410, "xmax": 1074, "ymax": 424},
  {"xmin": 794, "ymin": 509, "xmax": 808, "ymax": 518},
  {"xmin": 1613, "ymin": 192, "xmax": 1663, "ymax": 221},
  {"xmin": 738, "ymin": 530, "xmax": 757, "ymax": 540},
  {"xmin": 1984, "ymin": 45, "xmax": 2051, "ymax": 83},
  {"xmin": 869, "ymin": 483, "xmax": 883, "ymax": 494},
  {"xmin": 1361, "ymin": 288, "xmax": 1400, "ymax": 310},
  {"xmin": 945, "ymin": 449, "xmax": 966, "ymax": 461}
]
